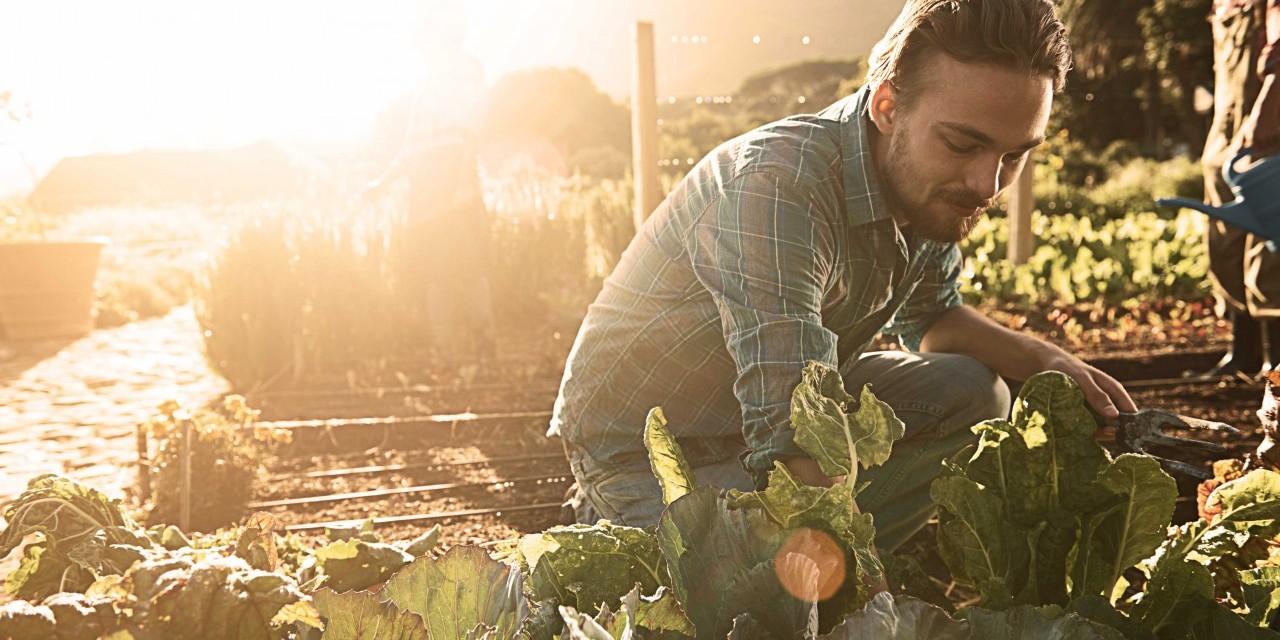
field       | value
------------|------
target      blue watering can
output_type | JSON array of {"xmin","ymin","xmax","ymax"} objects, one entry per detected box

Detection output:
[{"xmin": 1156, "ymin": 148, "xmax": 1280, "ymax": 249}]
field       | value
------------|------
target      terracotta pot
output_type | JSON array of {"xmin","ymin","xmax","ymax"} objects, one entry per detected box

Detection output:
[{"xmin": 0, "ymin": 241, "xmax": 106, "ymax": 339}]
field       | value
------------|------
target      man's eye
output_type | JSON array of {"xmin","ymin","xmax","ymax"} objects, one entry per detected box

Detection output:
[
  {"xmin": 944, "ymin": 139, "xmax": 977, "ymax": 154},
  {"xmin": 1002, "ymin": 151, "xmax": 1029, "ymax": 165}
]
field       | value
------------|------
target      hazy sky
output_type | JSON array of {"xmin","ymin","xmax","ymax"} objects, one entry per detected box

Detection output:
[{"xmin": 0, "ymin": 0, "xmax": 902, "ymax": 187}]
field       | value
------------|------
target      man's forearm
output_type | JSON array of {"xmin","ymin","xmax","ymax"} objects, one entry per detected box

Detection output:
[{"xmin": 917, "ymin": 305, "xmax": 1067, "ymax": 381}]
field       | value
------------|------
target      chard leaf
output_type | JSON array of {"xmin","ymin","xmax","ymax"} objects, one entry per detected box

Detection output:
[
  {"xmin": 815, "ymin": 592, "xmax": 969, "ymax": 639},
  {"xmin": 931, "ymin": 475, "xmax": 1020, "ymax": 609},
  {"xmin": 644, "ymin": 407, "xmax": 696, "ymax": 506},
  {"xmin": 402, "ymin": 525, "xmax": 442, "ymax": 558},
  {"xmin": 1187, "ymin": 601, "xmax": 1280, "ymax": 639},
  {"xmin": 519, "ymin": 522, "xmax": 667, "ymax": 616},
  {"xmin": 656, "ymin": 486, "xmax": 813, "ymax": 638},
  {"xmin": 379, "ymin": 545, "xmax": 523, "ymax": 640},
  {"xmin": 966, "ymin": 605, "xmax": 1126, "ymax": 639},
  {"xmin": 0, "ymin": 600, "xmax": 56, "ymax": 639},
  {"xmin": 1065, "ymin": 596, "xmax": 1157, "ymax": 640},
  {"xmin": 314, "ymin": 538, "xmax": 413, "ymax": 592},
  {"xmin": 121, "ymin": 555, "xmax": 309, "ymax": 639},
  {"xmin": 619, "ymin": 584, "xmax": 694, "ymax": 637},
  {"xmin": 791, "ymin": 361, "xmax": 904, "ymax": 482},
  {"xmin": 727, "ymin": 462, "xmax": 882, "ymax": 622},
  {"xmin": 1131, "ymin": 559, "xmax": 1214, "ymax": 635},
  {"xmin": 312, "ymin": 588, "xmax": 429, "ymax": 639},
  {"xmin": 558, "ymin": 605, "xmax": 618, "ymax": 640},
  {"xmin": 1241, "ymin": 566, "xmax": 1280, "ymax": 626},
  {"xmin": 1206, "ymin": 469, "xmax": 1280, "ymax": 541},
  {"xmin": 1071, "ymin": 455, "xmax": 1177, "ymax": 600}
]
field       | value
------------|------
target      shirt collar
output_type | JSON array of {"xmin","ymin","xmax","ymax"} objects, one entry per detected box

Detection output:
[{"xmin": 817, "ymin": 85, "xmax": 896, "ymax": 227}]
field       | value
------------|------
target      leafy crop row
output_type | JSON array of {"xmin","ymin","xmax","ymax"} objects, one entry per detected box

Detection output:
[{"xmin": 4, "ymin": 366, "xmax": 1280, "ymax": 638}]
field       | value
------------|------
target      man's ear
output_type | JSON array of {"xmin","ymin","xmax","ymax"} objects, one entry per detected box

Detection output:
[{"xmin": 868, "ymin": 82, "xmax": 900, "ymax": 135}]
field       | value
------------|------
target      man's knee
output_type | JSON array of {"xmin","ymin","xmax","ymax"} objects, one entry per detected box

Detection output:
[{"xmin": 941, "ymin": 354, "xmax": 1011, "ymax": 425}]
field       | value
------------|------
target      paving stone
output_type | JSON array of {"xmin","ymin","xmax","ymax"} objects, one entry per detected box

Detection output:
[{"xmin": 0, "ymin": 306, "xmax": 229, "ymax": 501}]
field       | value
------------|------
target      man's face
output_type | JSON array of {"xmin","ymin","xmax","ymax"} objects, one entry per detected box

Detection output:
[{"xmin": 874, "ymin": 55, "xmax": 1053, "ymax": 243}]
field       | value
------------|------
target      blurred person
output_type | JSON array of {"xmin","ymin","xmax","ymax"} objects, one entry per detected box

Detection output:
[
  {"xmin": 1186, "ymin": 0, "xmax": 1280, "ymax": 378},
  {"xmin": 549, "ymin": 0, "xmax": 1137, "ymax": 552},
  {"xmin": 365, "ymin": 0, "xmax": 496, "ymax": 365}
]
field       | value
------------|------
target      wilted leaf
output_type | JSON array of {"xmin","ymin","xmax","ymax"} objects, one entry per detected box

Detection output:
[
  {"xmin": 403, "ymin": 525, "xmax": 441, "ymax": 558},
  {"xmin": 314, "ymin": 538, "xmax": 413, "ymax": 592}
]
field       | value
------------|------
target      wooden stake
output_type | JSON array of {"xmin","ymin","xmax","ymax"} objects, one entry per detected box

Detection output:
[
  {"xmin": 135, "ymin": 423, "xmax": 151, "ymax": 502},
  {"xmin": 631, "ymin": 21, "xmax": 661, "ymax": 230},
  {"xmin": 1007, "ymin": 151, "xmax": 1035, "ymax": 265},
  {"xmin": 179, "ymin": 417, "xmax": 192, "ymax": 532}
]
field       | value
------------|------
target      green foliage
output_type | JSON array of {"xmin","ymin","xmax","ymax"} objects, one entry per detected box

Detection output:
[
  {"xmin": 789, "ymin": 362, "xmax": 904, "ymax": 484},
  {"xmin": 645, "ymin": 407, "xmax": 697, "ymax": 506},
  {"xmin": 960, "ymin": 208, "xmax": 1208, "ymax": 309},
  {"xmin": 516, "ymin": 522, "xmax": 668, "ymax": 617},
  {"xmin": 145, "ymin": 397, "xmax": 271, "ymax": 532}
]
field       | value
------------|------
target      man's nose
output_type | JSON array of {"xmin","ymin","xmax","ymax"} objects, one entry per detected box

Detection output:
[{"xmin": 963, "ymin": 157, "xmax": 1003, "ymax": 202}]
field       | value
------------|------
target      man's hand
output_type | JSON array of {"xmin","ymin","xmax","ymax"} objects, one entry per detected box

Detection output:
[
  {"xmin": 1036, "ymin": 351, "xmax": 1138, "ymax": 420},
  {"xmin": 782, "ymin": 456, "xmax": 890, "ymax": 595}
]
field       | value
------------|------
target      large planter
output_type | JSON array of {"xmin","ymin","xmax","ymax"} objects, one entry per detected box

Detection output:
[{"xmin": 0, "ymin": 241, "xmax": 107, "ymax": 340}]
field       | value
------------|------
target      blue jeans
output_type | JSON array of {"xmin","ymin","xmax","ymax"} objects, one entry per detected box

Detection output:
[{"xmin": 562, "ymin": 352, "xmax": 1011, "ymax": 552}]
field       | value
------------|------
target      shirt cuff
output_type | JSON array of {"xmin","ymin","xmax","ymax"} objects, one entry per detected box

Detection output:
[{"xmin": 742, "ymin": 428, "xmax": 810, "ymax": 490}]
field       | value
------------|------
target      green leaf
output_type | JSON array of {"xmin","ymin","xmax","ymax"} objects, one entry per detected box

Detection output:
[
  {"xmin": 644, "ymin": 407, "xmax": 696, "ymax": 506},
  {"xmin": 1241, "ymin": 566, "xmax": 1280, "ymax": 626},
  {"xmin": 815, "ymin": 592, "xmax": 969, "ymax": 638},
  {"xmin": 314, "ymin": 538, "xmax": 413, "ymax": 592},
  {"xmin": 558, "ymin": 605, "xmax": 618, "ymax": 640},
  {"xmin": 379, "ymin": 545, "xmax": 522, "ymax": 640},
  {"xmin": 656, "ymin": 486, "xmax": 813, "ymax": 638},
  {"xmin": 967, "ymin": 605, "xmax": 1126, "ymax": 639},
  {"xmin": 931, "ymin": 475, "xmax": 1020, "ymax": 609},
  {"xmin": 519, "ymin": 522, "xmax": 667, "ymax": 616},
  {"xmin": 1131, "ymin": 560, "xmax": 1214, "ymax": 635},
  {"xmin": 619, "ymin": 584, "xmax": 695, "ymax": 637},
  {"xmin": 312, "ymin": 588, "xmax": 430, "ymax": 640},
  {"xmin": 403, "ymin": 525, "xmax": 442, "ymax": 558},
  {"xmin": 146, "ymin": 555, "xmax": 308, "ymax": 640},
  {"xmin": 1065, "ymin": 596, "xmax": 1157, "ymax": 640},
  {"xmin": 791, "ymin": 361, "xmax": 904, "ymax": 483},
  {"xmin": 1187, "ymin": 601, "xmax": 1280, "ymax": 639},
  {"xmin": 0, "ymin": 600, "xmax": 56, "ymax": 640},
  {"xmin": 1071, "ymin": 455, "xmax": 1177, "ymax": 600},
  {"xmin": 727, "ymin": 462, "xmax": 882, "ymax": 622}
]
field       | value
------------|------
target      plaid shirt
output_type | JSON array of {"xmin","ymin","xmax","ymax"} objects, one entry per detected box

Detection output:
[{"xmin": 549, "ymin": 86, "xmax": 964, "ymax": 478}]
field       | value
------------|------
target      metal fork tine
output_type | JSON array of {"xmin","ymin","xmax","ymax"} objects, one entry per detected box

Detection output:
[
  {"xmin": 1150, "ymin": 455, "xmax": 1212, "ymax": 480},
  {"xmin": 1175, "ymin": 415, "xmax": 1240, "ymax": 435},
  {"xmin": 1139, "ymin": 430, "xmax": 1231, "ymax": 454}
]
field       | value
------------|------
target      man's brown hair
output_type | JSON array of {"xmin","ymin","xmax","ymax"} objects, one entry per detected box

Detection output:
[{"xmin": 866, "ymin": 0, "xmax": 1072, "ymax": 104}]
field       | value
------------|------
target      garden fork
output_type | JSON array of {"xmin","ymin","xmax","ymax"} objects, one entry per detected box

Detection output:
[{"xmin": 1103, "ymin": 409, "xmax": 1239, "ymax": 480}]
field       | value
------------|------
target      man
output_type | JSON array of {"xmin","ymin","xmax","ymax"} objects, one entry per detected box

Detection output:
[
  {"xmin": 549, "ymin": 0, "xmax": 1137, "ymax": 552},
  {"xmin": 1192, "ymin": 0, "xmax": 1280, "ymax": 377}
]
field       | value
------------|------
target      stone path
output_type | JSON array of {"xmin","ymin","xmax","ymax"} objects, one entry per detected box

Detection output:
[{"xmin": 0, "ymin": 305, "xmax": 229, "ymax": 501}]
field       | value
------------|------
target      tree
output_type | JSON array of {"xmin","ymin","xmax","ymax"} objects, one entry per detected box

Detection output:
[{"xmin": 483, "ymin": 68, "xmax": 631, "ymax": 173}]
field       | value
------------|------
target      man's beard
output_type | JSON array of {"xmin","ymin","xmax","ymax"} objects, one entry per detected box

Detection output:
[{"xmin": 879, "ymin": 129, "xmax": 991, "ymax": 244}]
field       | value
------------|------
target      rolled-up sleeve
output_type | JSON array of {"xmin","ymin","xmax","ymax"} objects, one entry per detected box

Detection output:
[
  {"xmin": 685, "ymin": 170, "xmax": 839, "ymax": 479},
  {"xmin": 882, "ymin": 243, "xmax": 964, "ymax": 351}
]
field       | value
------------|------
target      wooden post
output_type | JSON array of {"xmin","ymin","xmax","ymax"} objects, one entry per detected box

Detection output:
[
  {"xmin": 135, "ymin": 424, "xmax": 151, "ymax": 503},
  {"xmin": 1007, "ymin": 151, "xmax": 1035, "ymax": 265},
  {"xmin": 631, "ymin": 21, "xmax": 661, "ymax": 230},
  {"xmin": 179, "ymin": 417, "xmax": 192, "ymax": 532}
]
